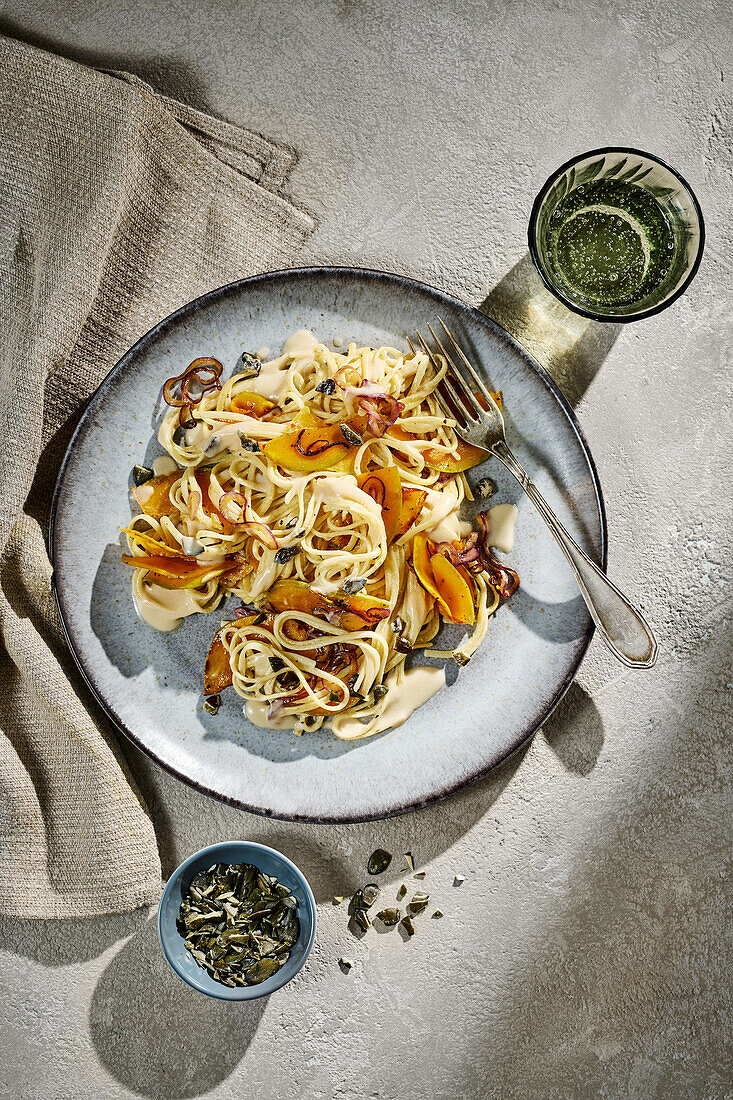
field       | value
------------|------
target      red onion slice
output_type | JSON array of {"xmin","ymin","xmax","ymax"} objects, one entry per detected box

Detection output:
[{"xmin": 477, "ymin": 512, "xmax": 520, "ymax": 599}]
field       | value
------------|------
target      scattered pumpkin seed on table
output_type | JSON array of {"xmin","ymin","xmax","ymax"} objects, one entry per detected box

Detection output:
[
  {"xmin": 177, "ymin": 862, "xmax": 300, "ymax": 987},
  {"xmin": 367, "ymin": 849, "xmax": 392, "ymax": 875},
  {"xmin": 408, "ymin": 892, "xmax": 430, "ymax": 915},
  {"xmin": 361, "ymin": 883, "xmax": 380, "ymax": 907},
  {"xmin": 376, "ymin": 908, "xmax": 401, "ymax": 927},
  {"xmin": 400, "ymin": 914, "xmax": 416, "ymax": 937}
]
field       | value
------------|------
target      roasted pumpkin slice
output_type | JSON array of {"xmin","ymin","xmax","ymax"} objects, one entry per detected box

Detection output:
[
  {"xmin": 356, "ymin": 465, "xmax": 402, "ymax": 541},
  {"xmin": 121, "ymin": 553, "xmax": 227, "ymax": 589},
  {"xmin": 423, "ymin": 438, "xmax": 487, "ymax": 473},
  {"xmin": 394, "ymin": 487, "xmax": 428, "ymax": 539},
  {"xmin": 265, "ymin": 579, "xmax": 390, "ymax": 632},
  {"xmin": 410, "ymin": 534, "xmax": 449, "ymax": 617},
  {"xmin": 262, "ymin": 413, "xmax": 352, "ymax": 472},
  {"xmin": 204, "ymin": 612, "xmax": 274, "ymax": 694},
  {"xmin": 229, "ymin": 390, "xmax": 277, "ymax": 417},
  {"xmin": 120, "ymin": 527, "xmax": 183, "ymax": 557},
  {"xmin": 131, "ymin": 471, "xmax": 181, "ymax": 517},
  {"xmin": 431, "ymin": 553, "xmax": 476, "ymax": 625},
  {"xmin": 329, "ymin": 591, "xmax": 391, "ymax": 631},
  {"xmin": 204, "ymin": 632, "xmax": 232, "ymax": 695}
]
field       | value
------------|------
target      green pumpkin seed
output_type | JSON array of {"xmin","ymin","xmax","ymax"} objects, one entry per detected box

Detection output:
[
  {"xmin": 361, "ymin": 883, "xmax": 380, "ymax": 907},
  {"xmin": 176, "ymin": 861, "xmax": 300, "ymax": 987},
  {"xmin": 400, "ymin": 915, "xmax": 415, "ymax": 937},
  {"xmin": 376, "ymin": 908, "xmax": 401, "ymax": 928},
  {"xmin": 408, "ymin": 892, "xmax": 429, "ymax": 915},
  {"xmin": 133, "ymin": 465, "xmax": 153, "ymax": 485},
  {"xmin": 367, "ymin": 849, "xmax": 392, "ymax": 875}
]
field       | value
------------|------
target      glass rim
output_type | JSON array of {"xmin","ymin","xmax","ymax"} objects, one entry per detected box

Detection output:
[{"xmin": 527, "ymin": 145, "xmax": 706, "ymax": 323}]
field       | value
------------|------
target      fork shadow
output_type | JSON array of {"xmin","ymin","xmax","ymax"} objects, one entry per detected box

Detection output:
[{"xmin": 480, "ymin": 253, "xmax": 622, "ymax": 408}]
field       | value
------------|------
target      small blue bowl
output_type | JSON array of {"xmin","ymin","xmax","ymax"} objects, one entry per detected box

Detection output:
[{"xmin": 157, "ymin": 841, "xmax": 317, "ymax": 1000}]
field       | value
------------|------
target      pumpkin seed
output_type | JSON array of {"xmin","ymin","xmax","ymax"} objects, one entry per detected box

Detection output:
[
  {"xmin": 351, "ymin": 908, "xmax": 371, "ymax": 933},
  {"xmin": 340, "ymin": 423, "xmax": 363, "ymax": 446},
  {"xmin": 475, "ymin": 477, "xmax": 496, "ymax": 499},
  {"xmin": 403, "ymin": 852, "xmax": 415, "ymax": 872},
  {"xmin": 452, "ymin": 652, "xmax": 471, "ymax": 667},
  {"xmin": 376, "ymin": 908, "xmax": 401, "ymax": 928},
  {"xmin": 341, "ymin": 578, "xmax": 366, "ymax": 594},
  {"xmin": 396, "ymin": 884, "xmax": 407, "ymax": 900},
  {"xmin": 177, "ymin": 861, "xmax": 299, "ymax": 986},
  {"xmin": 453, "ymin": 874, "xmax": 465, "ymax": 886},
  {"xmin": 408, "ymin": 892, "xmax": 429, "ymax": 915},
  {"xmin": 238, "ymin": 434, "xmax": 260, "ymax": 452},
  {"xmin": 372, "ymin": 684, "xmax": 389, "ymax": 703},
  {"xmin": 274, "ymin": 545, "xmax": 300, "ymax": 564},
  {"xmin": 400, "ymin": 914, "xmax": 415, "ymax": 937},
  {"xmin": 432, "ymin": 909, "xmax": 444, "ymax": 919},
  {"xmin": 361, "ymin": 883, "xmax": 380, "ymax": 908},
  {"xmin": 338, "ymin": 956, "xmax": 354, "ymax": 970},
  {"xmin": 237, "ymin": 352, "xmax": 262, "ymax": 378},
  {"xmin": 413, "ymin": 870, "xmax": 427, "ymax": 879},
  {"xmin": 133, "ymin": 465, "xmax": 153, "ymax": 485},
  {"xmin": 367, "ymin": 849, "xmax": 392, "ymax": 875},
  {"xmin": 203, "ymin": 694, "xmax": 221, "ymax": 715},
  {"xmin": 332, "ymin": 896, "xmax": 344, "ymax": 905}
]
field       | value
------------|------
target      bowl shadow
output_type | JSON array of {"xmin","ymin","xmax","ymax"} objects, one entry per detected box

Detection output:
[{"xmin": 89, "ymin": 916, "xmax": 267, "ymax": 1099}]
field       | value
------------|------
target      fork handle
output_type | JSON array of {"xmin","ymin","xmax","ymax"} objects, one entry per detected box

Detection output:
[{"xmin": 491, "ymin": 441, "xmax": 658, "ymax": 668}]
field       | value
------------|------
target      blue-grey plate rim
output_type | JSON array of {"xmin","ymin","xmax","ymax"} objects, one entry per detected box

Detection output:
[
  {"xmin": 49, "ymin": 265, "xmax": 607, "ymax": 822},
  {"xmin": 157, "ymin": 840, "xmax": 317, "ymax": 1000}
]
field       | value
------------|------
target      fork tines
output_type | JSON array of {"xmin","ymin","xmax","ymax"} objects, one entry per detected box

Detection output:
[{"xmin": 412, "ymin": 319, "xmax": 502, "ymax": 425}]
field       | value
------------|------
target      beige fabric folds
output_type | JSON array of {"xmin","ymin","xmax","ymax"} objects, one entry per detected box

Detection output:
[{"xmin": 0, "ymin": 36, "xmax": 313, "ymax": 918}]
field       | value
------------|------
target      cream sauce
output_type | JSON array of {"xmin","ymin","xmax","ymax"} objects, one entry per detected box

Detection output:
[
  {"xmin": 134, "ymin": 482, "xmax": 154, "ymax": 507},
  {"xmin": 183, "ymin": 417, "xmax": 285, "ymax": 457},
  {"xmin": 132, "ymin": 583, "xmax": 204, "ymax": 632},
  {"xmin": 245, "ymin": 698, "xmax": 299, "ymax": 730},
  {"xmin": 312, "ymin": 475, "xmax": 385, "ymax": 528},
  {"xmin": 486, "ymin": 503, "xmax": 518, "ymax": 553},
  {"xmin": 330, "ymin": 666, "xmax": 445, "ymax": 738},
  {"xmin": 311, "ymin": 577, "xmax": 342, "ymax": 595},
  {"xmin": 152, "ymin": 455, "xmax": 179, "ymax": 476},
  {"xmin": 244, "ymin": 330, "xmax": 320, "ymax": 401},
  {"xmin": 255, "ymin": 346, "xmax": 271, "ymax": 361}
]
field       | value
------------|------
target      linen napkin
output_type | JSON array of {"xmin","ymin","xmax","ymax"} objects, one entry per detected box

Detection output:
[{"xmin": 0, "ymin": 35, "xmax": 313, "ymax": 918}]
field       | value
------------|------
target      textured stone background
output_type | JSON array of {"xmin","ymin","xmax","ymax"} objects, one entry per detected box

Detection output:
[{"xmin": 0, "ymin": 1, "xmax": 731, "ymax": 1098}]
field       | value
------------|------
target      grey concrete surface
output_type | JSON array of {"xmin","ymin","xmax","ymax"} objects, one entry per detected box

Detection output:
[{"xmin": 0, "ymin": 1, "xmax": 731, "ymax": 1098}]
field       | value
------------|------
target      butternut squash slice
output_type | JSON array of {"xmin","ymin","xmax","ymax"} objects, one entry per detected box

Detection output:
[
  {"xmin": 356, "ymin": 465, "xmax": 402, "ymax": 541},
  {"xmin": 431, "ymin": 553, "xmax": 476, "ymax": 625},
  {"xmin": 394, "ymin": 487, "xmax": 428, "ymax": 539}
]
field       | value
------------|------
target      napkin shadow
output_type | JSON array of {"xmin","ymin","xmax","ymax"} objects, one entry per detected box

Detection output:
[
  {"xmin": 0, "ymin": 18, "xmax": 213, "ymax": 113},
  {"xmin": 89, "ymin": 916, "xmax": 265, "ymax": 1099},
  {"xmin": 0, "ymin": 910, "xmax": 146, "ymax": 965},
  {"xmin": 480, "ymin": 253, "xmax": 622, "ymax": 409}
]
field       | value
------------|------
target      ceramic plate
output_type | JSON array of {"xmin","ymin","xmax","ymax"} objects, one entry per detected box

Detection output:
[{"xmin": 51, "ymin": 267, "xmax": 606, "ymax": 822}]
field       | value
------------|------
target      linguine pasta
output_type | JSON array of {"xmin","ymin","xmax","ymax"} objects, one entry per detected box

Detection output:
[{"xmin": 122, "ymin": 331, "xmax": 519, "ymax": 740}]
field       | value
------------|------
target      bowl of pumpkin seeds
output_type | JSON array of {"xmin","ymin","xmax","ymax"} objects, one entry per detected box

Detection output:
[{"xmin": 157, "ymin": 841, "xmax": 317, "ymax": 999}]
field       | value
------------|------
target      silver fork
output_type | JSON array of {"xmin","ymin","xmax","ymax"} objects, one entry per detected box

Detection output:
[{"xmin": 412, "ymin": 319, "xmax": 657, "ymax": 669}]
